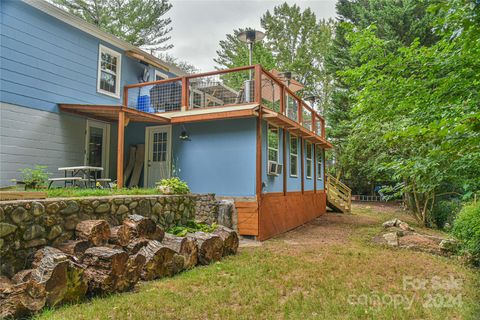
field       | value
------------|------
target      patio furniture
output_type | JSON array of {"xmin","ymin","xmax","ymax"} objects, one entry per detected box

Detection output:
[{"xmin": 49, "ymin": 166, "xmax": 106, "ymax": 188}]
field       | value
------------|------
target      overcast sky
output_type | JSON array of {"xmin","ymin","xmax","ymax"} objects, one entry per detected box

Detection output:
[{"xmin": 167, "ymin": 0, "xmax": 338, "ymax": 71}]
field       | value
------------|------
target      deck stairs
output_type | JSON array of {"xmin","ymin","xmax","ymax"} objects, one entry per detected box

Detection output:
[{"xmin": 326, "ymin": 174, "xmax": 352, "ymax": 213}]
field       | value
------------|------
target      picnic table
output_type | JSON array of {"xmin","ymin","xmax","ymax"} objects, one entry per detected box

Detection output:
[{"xmin": 48, "ymin": 166, "xmax": 111, "ymax": 188}]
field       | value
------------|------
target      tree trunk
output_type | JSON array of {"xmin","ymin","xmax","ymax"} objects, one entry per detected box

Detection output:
[
  {"xmin": 213, "ymin": 226, "xmax": 239, "ymax": 256},
  {"xmin": 162, "ymin": 233, "xmax": 198, "ymax": 269},
  {"xmin": 124, "ymin": 253, "xmax": 146, "ymax": 289},
  {"xmin": 191, "ymin": 232, "xmax": 223, "ymax": 265},
  {"xmin": 117, "ymin": 215, "xmax": 164, "ymax": 246},
  {"xmin": 125, "ymin": 238, "xmax": 150, "ymax": 255},
  {"xmin": 0, "ymin": 275, "xmax": 46, "ymax": 319},
  {"xmin": 56, "ymin": 240, "xmax": 91, "ymax": 258},
  {"xmin": 31, "ymin": 247, "xmax": 87, "ymax": 306},
  {"xmin": 137, "ymin": 240, "xmax": 177, "ymax": 281},
  {"xmin": 75, "ymin": 220, "xmax": 111, "ymax": 246},
  {"xmin": 109, "ymin": 226, "xmax": 121, "ymax": 245},
  {"xmin": 81, "ymin": 247, "xmax": 129, "ymax": 294}
]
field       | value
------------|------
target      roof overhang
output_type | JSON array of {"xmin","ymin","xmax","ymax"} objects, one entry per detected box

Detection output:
[
  {"xmin": 261, "ymin": 108, "xmax": 332, "ymax": 148},
  {"xmin": 59, "ymin": 104, "xmax": 170, "ymax": 124}
]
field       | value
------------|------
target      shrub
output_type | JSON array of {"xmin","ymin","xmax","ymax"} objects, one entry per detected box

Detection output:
[
  {"xmin": 430, "ymin": 199, "xmax": 462, "ymax": 230},
  {"xmin": 156, "ymin": 177, "xmax": 190, "ymax": 195},
  {"xmin": 167, "ymin": 220, "xmax": 217, "ymax": 237},
  {"xmin": 19, "ymin": 165, "xmax": 50, "ymax": 189},
  {"xmin": 451, "ymin": 202, "xmax": 480, "ymax": 266}
]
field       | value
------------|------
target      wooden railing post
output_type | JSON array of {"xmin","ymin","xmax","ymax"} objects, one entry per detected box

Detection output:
[
  {"xmin": 117, "ymin": 110, "xmax": 125, "ymax": 188},
  {"xmin": 298, "ymin": 99, "xmax": 303, "ymax": 125},
  {"xmin": 280, "ymin": 85, "xmax": 285, "ymax": 115},
  {"xmin": 311, "ymin": 110, "xmax": 315, "ymax": 133},
  {"xmin": 254, "ymin": 65, "xmax": 262, "ymax": 104},
  {"xmin": 181, "ymin": 77, "xmax": 189, "ymax": 111}
]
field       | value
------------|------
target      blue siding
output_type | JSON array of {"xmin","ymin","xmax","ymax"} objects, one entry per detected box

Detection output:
[
  {"xmin": 172, "ymin": 119, "xmax": 257, "ymax": 196},
  {"xmin": 0, "ymin": 1, "xmax": 176, "ymax": 113}
]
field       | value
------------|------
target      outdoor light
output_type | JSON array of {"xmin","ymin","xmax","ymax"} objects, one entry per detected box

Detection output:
[
  {"xmin": 179, "ymin": 125, "xmax": 190, "ymax": 141},
  {"xmin": 237, "ymin": 29, "xmax": 265, "ymax": 102},
  {"xmin": 278, "ymin": 71, "xmax": 298, "ymax": 87}
]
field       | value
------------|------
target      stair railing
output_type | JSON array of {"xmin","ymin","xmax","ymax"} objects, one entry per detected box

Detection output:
[{"xmin": 326, "ymin": 173, "xmax": 352, "ymax": 212}]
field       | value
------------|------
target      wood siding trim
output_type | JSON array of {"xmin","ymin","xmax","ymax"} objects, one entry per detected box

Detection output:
[
  {"xmin": 116, "ymin": 110, "xmax": 125, "ymax": 188},
  {"xmin": 300, "ymin": 137, "xmax": 304, "ymax": 194}
]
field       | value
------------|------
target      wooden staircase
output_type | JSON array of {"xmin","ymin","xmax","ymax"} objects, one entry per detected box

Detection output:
[{"xmin": 326, "ymin": 174, "xmax": 352, "ymax": 213}]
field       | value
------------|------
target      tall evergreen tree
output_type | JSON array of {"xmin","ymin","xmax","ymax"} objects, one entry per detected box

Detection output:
[{"xmin": 52, "ymin": 0, "xmax": 173, "ymax": 53}]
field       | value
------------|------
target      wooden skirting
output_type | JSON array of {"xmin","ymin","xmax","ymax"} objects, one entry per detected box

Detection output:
[
  {"xmin": 257, "ymin": 191, "xmax": 326, "ymax": 241},
  {"xmin": 236, "ymin": 201, "xmax": 259, "ymax": 236},
  {"xmin": 0, "ymin": 191, "xmax": 47, "ymax": 201}
]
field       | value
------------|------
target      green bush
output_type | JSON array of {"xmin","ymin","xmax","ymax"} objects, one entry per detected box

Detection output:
[
  {"xmin": 167, "ymin": 220, "xmax": 217, "ymax": 237},
  {"xmin": 430, "ymin": 199, "xmax": 462, "ymax": 229},
  {"xmin": 19, "ymin": 165, "xmax": 51, "ymax": 189},
  {"xmin": 451, "ymin": 202, "xmax": 480, "ymax": 266},
  {"xmin": 156, "ymin": 177, "xmax": 190, "ymax": 195}
]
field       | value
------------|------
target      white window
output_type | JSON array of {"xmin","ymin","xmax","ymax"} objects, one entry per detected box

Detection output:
[
  {"xmin": 289, "ymin": 135, "xmax": 298, "ymax": 177},
  {"xmin": 155, "ymin": 69, "xmax": 169, "ymax": 81},
  {"xmin": 317, "ymin": 146, "xmax": 323, "ymax": 180},
  {"xmin": 267, "ymin": 124, "xmax": 279, "ymax": 163},
  {"xmin": 97, "ymin": 44, "xmax": 121, "ymax": 98},
  {"xmin": 306, "ymin": 141, "xmax": 312, "ymax": 179}
]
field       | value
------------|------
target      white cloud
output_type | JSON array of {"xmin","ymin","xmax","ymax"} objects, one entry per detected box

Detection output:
[{"xmin": 167, "ymin": 0, "xmax": 337, "ymax": 71}]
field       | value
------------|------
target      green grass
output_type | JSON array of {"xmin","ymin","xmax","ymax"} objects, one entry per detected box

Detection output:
[
  {"xmin": 44, "ymin": 187, "xmax": 160, "ymax": 198},
  {"xmin": 35, "ymin": 204, "xmax": 480, "ymax": 320}
]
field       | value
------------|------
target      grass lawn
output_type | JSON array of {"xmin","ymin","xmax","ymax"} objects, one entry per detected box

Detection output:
[
  {"xmin": 36, "ymin": 204, "xmax": 480, "ymax": 320},
  {"xmin": 44, "ymin": 187, "xmax": 160, "ymax": 198}
]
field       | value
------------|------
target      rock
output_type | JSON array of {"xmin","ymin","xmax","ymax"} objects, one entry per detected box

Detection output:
[
  {"xmin": 31, "ymin": 202, "xmax": 45, "ymax": 216},
  {"xmin": 63, "ymin": 215, "xmax": 79, "ymax": 231},
  {"xmin": 24, "ymin": 238, "xmax": 47, "ymax": 248},
  {"xmin": 152, "ymin": 202, "xmax": 162, "ymax": 215},
  {"xmin": 92, "ymin": 200, "xmax": 100, "ymax": 208},
  {"xmin": 398, "ymin": 221, "xmax": 414, "ymax": 231},
  {"xmin": 61, "ymin": 201, "xmax": 80, "ymax": 215},
  {"xmin": 136, "ymin": 199, "xmax": 151, "ymax": 215},
  {"xmin": 46, "ymin": 203, "xmax": 60, "ymax": 214},
  {"xmin": 47, "ymin": 225, "xmax": 63, "ymax": 240},
  {"xmin": 113, "ymin": 198, "xmax": 124, "ymax": 205},
  {"xmin": 23, "ymin": 225, "xmax": 46, "ymax": 241},
  {"xmin": 0, "ymin": 239, "xmax": 3, "ymax": 249},
  {"xmin": 382, "ymin": 218, "xmax": 399, "ymax": 228},
  {"xmin": 116, "ymin": 205, "xmax": 129, "ymax": 215},
  {"xmin": 383, "ymin": 232, "xmax": 399, "ymax": 246},
  {"xmin": 11, "ymin": 207, "xmax": 30, "ymax": 224},
  {"xmin": 0, "ymin": 207, "xmax": 4, "ymax": 221},
  {"xmin": 95, "ymin": 203, "xmax": 110, "ymax": 214},
  {"xmin": 0, "ymin": 223, "xmax": 17, "ymax": 237},
  {"xmin": 439, "ymin": 239, "xmax": 460, "ymax": 253},
  {"xmin": 129, "ymin": 201, "xmax": 138, "ymax": 209}
]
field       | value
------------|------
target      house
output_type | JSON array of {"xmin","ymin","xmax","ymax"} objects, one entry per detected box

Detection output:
[{"xmin": 0, "ymin": 0, "xmax": 336, "ymax": 240}]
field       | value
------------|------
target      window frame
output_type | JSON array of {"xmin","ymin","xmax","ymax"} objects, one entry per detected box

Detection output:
[
  {"xmin": 97, "ymin": 44, "xmax": 122, "ymax": 98},
  {"xmin": 155, "ymin": 69, "xmax": 169, "ymax": 81},
  {"xmin": 317, "ymin": 146, "xmax": 324, "ymax": 180},
  {"xmin": 306, "ymin": 141, "xmax": 313, "ymax": 179},
  {"xmin": 267, "ymin": 124, "xmax": 279, "ymax": 165},
  {"xmin": 289, "ymin": 134, "xmax": 298, "ymax": 177}
]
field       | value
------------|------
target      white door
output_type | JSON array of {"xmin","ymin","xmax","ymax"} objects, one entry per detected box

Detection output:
[
  {"xmin": 145, "ymin": 126, "xmax": 172, "ymax": 187},
  {"xmin": 85, "ymin": 120, "xmax": 110, "ymax": 178}
]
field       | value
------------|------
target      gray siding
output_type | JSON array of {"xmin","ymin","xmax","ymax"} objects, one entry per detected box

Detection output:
[{"xmin": 0, "ymin": 102, "xmax": 86, "ymax": 186}]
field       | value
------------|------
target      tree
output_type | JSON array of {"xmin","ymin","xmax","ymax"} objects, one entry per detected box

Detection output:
[
  {"xmin": 51, "ymin": 0, "xmax": 173, "ymax": 53},
  {"xmin": 338, "ymin": 0, "xmax": 480, "ymax": 225},
  {"xmin": 325, "ymin": 0, "xmax": 440, "ymax": 192},
  {"xmin": 214, "ymin": 4, "xmax": 335, "ymax": 112},
  {"xmin": 158, "ymin": 53, "xmax": 199, "ymax": 74}
]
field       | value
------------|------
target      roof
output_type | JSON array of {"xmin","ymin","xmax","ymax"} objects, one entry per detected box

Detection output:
[{"xmin": 22, "ymin": 0, "xmax": 186, "ymax": 76}]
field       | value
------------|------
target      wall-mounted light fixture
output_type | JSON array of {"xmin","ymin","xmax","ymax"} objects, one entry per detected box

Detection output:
[{"xmin": 179, "ymin": 125, "xmax": 191, "ymax": 141}]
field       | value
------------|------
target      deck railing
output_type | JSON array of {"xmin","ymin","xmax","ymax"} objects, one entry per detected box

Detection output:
[{"xmin": 123, "ymin": 65, "xmax": 326, "ymax": 138}]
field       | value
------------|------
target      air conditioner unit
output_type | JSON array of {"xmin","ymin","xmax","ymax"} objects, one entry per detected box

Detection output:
[
  {"xmin": 267, "ymin": 161, "xmax": 278, "ymax": 176},
  {"xmin": 276, "ymin": 163, "xmax": 283, "ymax": 175}
]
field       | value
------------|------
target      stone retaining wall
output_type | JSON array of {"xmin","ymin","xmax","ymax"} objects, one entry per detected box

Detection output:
[{"xmin": 0, "ymin": 194, "xmax": 220, "ymax": 276}]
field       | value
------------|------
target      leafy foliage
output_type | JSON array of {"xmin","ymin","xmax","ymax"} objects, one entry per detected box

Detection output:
[
  {"xmin": 167, "ymin": 220, "xmax": 217, "ymax": 237},
  {"xmin": 452, "ymin": 202, "xmax": 480, "ymax": 265},
  {"xmin": 156, "ymin": 177, "xmax": 190, "ymax": 195},
  {"xmin": 51, "ymin": 0, "xmax": 173, "ymax": 53},
  {"xmin": 19, "ymin": 165, "xmax": 51, "ymax": 189}
]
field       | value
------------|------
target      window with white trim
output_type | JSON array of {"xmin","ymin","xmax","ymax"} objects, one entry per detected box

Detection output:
[
  {"xmin": 306, "ymin": 141, "xmax": 312, "ymax": 179},
  {"xmin": 155, "ymin": 69, "xmax": 169, "ymax": 81},
  {"xmin": 267, "ymin": 125, "xmax": 279, "ymax": 163},
  {"xmin": 289, "ymin": 135, "xmax": 298, "ymax": 177},
  {"xmin": 317, "ymin": 146, "xmax": 323, "ymax": 180},
  {"xmin": 97, "ymin": 45, "xmax": 121, "ymax": 98}
]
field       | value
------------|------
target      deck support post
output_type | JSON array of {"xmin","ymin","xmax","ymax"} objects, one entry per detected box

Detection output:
[
  {"xmin": 282, "ymin": 128, "xmax": 287, "ymax": 196},
  {"xmin": 117, "ymin": 110, "xmax": 126, "ymax": 188}
]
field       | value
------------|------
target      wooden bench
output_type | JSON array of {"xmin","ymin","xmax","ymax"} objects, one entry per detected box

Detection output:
[{"xmin": 48, "ymin": 177, "xmax": 82, "ymax": 188}]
